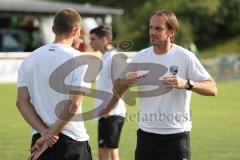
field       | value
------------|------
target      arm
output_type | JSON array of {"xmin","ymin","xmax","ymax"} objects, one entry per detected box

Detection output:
[
  {"xmin": 16, "ymin": 87, "xmax": 48, "ymax": 135},
  {"xmin": 163, "ymin": 76, "xmax": 217, "ymax": 96},
  {"xmin": 47, "ymin": 93, "xmax": 84, "ymax": 135},
  {"xmin": 29, "ymin": 93, "xmax": 84, "ymax": 160},
  {"xmin": 191, "ymin": 78, "xmax": 217, "ymax": 96},
  {"xmin": 100, "ymin": 72, "xmax": 141, "ymax": 116}
]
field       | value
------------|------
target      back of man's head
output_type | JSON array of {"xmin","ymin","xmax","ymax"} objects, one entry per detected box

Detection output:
[
  {"xmin": 90, "ymin": 25, "xmax": 112, "ymax": 41},
  {"xmin": 53, "ymin": 8, "xmax": 81, "ymax": 37}
]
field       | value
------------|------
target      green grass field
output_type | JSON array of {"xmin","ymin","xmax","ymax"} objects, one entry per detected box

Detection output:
[{"xmin": 0, "ymin": 81, "xmax": 240, "ymax": 160}]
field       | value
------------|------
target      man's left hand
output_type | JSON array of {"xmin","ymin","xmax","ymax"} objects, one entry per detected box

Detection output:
[{"xmin": 163, "ymin": 76, "xmax": 187, "ymax": 89}]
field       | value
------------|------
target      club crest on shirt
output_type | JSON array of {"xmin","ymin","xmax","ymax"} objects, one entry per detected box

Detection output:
[{"xmin": 169, "ymin": 65, "xmax": 179, "ymax": 75}]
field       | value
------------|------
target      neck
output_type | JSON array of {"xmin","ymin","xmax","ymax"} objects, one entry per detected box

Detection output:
[
  {"xmin": 153, "ymin": 42, "xmax": 173, "ymax": 55},
  {"xmin": 53, "ymin": 35, "xmax": 74, "ymax": 46},
  {"xmin": 100, "ymin": 45, "xmax": 113, "ymax": 55},
  {"xmin": 99, "ymin": 48, "xmax": 107, "ymax": 54}
]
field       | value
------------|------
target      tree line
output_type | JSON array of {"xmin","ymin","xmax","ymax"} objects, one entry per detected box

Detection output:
[{"xmin": 53, "ymin": 0, "xmax": 240, "ymax": 51}]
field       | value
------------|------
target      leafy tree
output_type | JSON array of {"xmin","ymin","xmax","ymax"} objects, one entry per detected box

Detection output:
[
  {"xmin": 50, "ymin": 0, "xmax": 240, "ymax": 52},
  {"xmin": 217, "ymin": 0, "xmax": 240, "ymax": 35}
]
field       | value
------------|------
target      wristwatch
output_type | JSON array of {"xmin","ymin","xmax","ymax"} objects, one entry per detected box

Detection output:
[{"xmin": 185, "ymin": 79, "xmax": 194, "ymax": 90}]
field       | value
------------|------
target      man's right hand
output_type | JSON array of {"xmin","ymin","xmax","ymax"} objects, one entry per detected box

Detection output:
[
  {"xmin": 39, "ymin": 128, "xmax": 59, "ymax": 147},
  {"xmin": 125, "ymin": 72, "xmax": 142, "ymax": 84},
  {"xmin": 29, "ymin": 138, "xmax": 48, "ymax": 160},
  {"xmin": 29, "ymin": 131, "xmax": 59, "ymax": 160}
]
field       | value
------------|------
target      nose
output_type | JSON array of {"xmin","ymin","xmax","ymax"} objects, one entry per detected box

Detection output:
[{"xmin": 149, "ymin": 27, "xmax": 157, "ymax": 35}]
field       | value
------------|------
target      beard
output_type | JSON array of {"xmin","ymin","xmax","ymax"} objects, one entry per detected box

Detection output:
[{"xmin": 150, "ymin": 37, "xmax": 167, "ymax": 47}]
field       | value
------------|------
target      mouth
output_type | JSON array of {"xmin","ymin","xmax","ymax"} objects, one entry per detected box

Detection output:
[
  {"xmin": 150, "ymin": 35, "xmax": 158, "ymax": 39},
  {"xmin": 150, "ymin": 37, "xmax": 158, "ymax": 42}
]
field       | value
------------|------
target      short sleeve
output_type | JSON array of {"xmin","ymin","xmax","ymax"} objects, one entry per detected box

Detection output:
[
  {"xmin": 17, "ymin": 60, "xmax": 27, "ymax": 87},
  {"xmin": 187, "ymin": 53, "xmax": 211, "ymax": 81}
]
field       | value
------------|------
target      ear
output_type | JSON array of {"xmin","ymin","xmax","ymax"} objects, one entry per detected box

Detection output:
[
  {"xmin": 102, "ymin": 36, "xmax": 108, "ymax": 45},
  {"xmin": 168, "ymin": 29, "xmax": 176, "ymax": 39},
  {"xmin": 72, "ymin": 25, "xmax": 81, "ymax": 37}
]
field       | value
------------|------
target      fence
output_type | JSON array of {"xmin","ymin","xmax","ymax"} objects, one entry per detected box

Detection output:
[{"xmin": 0, "ymin": 52, "xmax": 239, "ymax": 83}]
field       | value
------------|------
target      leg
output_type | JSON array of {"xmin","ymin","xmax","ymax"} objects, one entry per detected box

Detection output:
[
  {"xmin": 98, "ymin": 116, "xmax": 125, "ymax": 160},
  {"xmin": 98, "ymin": 148, "xmax": 111, "ymax": 160},
  {"xmin": 111, "ymin": 149, "xmax": 119, "ymax": 160},
  {"xmin": 98, "ymin": 148, "xmax": 119, "ymax": 160}
]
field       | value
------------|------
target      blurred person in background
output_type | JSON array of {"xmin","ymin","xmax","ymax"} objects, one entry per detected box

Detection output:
[{"xmin": 90, "ymin": 25, "xmax": 126, "ymax": 160}]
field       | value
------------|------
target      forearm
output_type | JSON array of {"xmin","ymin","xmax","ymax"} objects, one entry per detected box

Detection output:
[
  {"xmin": 16, "ymin": 101, "xmax": 47, "ymax": 134},
  {"xmin": 162, "ymin": 76, "xmax": 217, "ymax": 96},
  {"xmin": 99, "ymin": 78, "xmax": 129, "ymax": 116},
  {"xmin": 47, "ymin": 120, "xmax": 68, "ymax": 135},
  {"xmin": 48, "ymin": 111, "xmax": 76, "ymax": 135},
  {"xmin": 113, "ymin": 78, "xmax": 130, "ymax": 97},
  {"xmin": 100, "ymin": 95, "xmax": 121, "ymax": 116},
  {"xmin": 48, "ymin": 96, "xmax": 82, "ymax": 135},
  {"xmin": 192, "ymin": 79, "xmax": 217, "ymax": 96}
]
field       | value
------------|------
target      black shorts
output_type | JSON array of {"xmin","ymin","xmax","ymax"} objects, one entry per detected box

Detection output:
[
  {"xmin": 135, "ymin": 129, "xmax": 191, "ymax": 160},
  {"xmin": 31, "ymin": 133, "xmax": 92, "ymax": 160},
  {"xmin": 98, "ymin": 115, "xmax": 125, "ymax": 148}
]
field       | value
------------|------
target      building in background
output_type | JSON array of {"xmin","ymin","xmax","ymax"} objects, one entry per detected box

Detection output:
[
  {"xmin": 0, "ymin": 0, "xmax": 123, "ymax": 52},
  {"xmin": 0, "ymin": 0, "xmax": 123, "ymax": 83}
]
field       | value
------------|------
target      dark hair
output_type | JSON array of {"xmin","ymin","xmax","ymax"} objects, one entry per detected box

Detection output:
[
  {"xmin": 53, "ymin": 8, "xmax": 81, "ymax": 36},
  {"xmin": 151, "ymin": 9, "xmax": 179, "ymax": 41},
  {"xmin": 90, "ymin": 25, "xmax": 112, "ymax": 41}
]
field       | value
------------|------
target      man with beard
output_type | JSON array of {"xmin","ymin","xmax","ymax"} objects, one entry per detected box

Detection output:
[{"xmin": 102, "ymin": 9, "xmax": 217, "ymax": 160}]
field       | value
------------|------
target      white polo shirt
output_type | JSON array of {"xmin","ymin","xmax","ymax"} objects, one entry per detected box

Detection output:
[
  {"xmin": 131, "ymin": 44, "xmax": 210, "ymax": 134},
  {"xmin": 94, "ymin": 50, "xmax": 126, "ymax": 117},
  {"xmin": 17, "ymin": 43, "xmax": 90, "ymax": 141}
]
